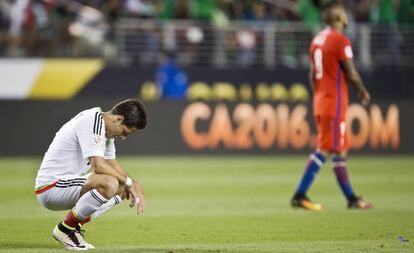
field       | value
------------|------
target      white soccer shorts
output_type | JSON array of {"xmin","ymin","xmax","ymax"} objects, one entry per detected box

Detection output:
[{"xmin": 36, "ymin": 174, "xmax": 92, "ymax": 211}]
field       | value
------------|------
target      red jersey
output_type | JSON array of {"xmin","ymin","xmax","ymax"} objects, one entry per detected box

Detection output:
[{"xmin": 310, "ymin": 27, "xmax": 353, "ymax": 118}]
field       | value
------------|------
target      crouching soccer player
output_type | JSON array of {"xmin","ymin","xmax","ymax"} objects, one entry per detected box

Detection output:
[
  {"xmin": 35, "ymin": 99, "xmax": 147, "ymax": 250},
  {"xmin": 291, "ymin": 2, "xmax": 372, "ymax": 211}
]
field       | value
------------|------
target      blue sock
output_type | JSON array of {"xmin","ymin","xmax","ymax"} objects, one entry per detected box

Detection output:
[
  {"xmin": 294, "ymin": 151, "xmax": 326, "ymax": 197},
  {"xmin": 332, "ymin": 156, "xmax": 355, "ymax": 199}
]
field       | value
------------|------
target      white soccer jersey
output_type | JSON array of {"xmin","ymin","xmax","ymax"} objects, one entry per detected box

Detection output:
[{"xmin": 35, "ymin": 107, "xmax": 116, "ymax": 188}]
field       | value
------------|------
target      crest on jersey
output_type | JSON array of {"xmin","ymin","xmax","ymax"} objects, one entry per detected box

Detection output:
[
  {"xmin": 93, "ymin": 135, "xmax": 102, "ymax": 145},
  {"xmin": 344, "ymin": 45, "xmax": 353, "ymax": 59}
]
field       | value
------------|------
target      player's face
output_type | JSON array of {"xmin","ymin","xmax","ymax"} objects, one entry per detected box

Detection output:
[
  {"xmin": 108, "ymin": 124, "xmax": 137, "ymax": 140},
  {"xmin": 340, "ymin": 8, "xmax": 348, "ymax": 28},
  {"xmin": 117, "ymin": 125, "xmax": 137, "ymax": 140},
  {"xmin": 106, "ymin": 115, "xmax": 138, "ymax": 140}
]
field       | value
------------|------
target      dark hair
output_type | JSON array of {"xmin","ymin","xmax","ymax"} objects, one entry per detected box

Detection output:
[
  {"xmin": 111, "ymin": 99, "xmax": 147, "ymax": 130},
  {"xmin": 321, "ymin": 0, "xmax": 343, "ymax": 24}
]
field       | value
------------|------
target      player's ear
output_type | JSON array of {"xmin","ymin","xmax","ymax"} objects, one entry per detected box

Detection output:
[{"xmin": 113, "ymin": 115, "xmax": 124, "ymax": 124}]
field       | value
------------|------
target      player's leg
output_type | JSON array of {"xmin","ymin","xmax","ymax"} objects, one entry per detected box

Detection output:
[
  {"xmin": 293, "ymin": 150, "xmax": 328, "ymax": 196},
  {"xmin": 332, "ymin": 152, "xmax": 355, "ymax": 200},
  {"xmin": 291, "ymin": 150, "xmax": 326, "ymax": 210},
  {"xmin": 36, "ymin": 176, "xmax": 92, "ymax": 250},
  {"xmin": 54, "ymin": 174, "xmax": 119, "ymax": 249},
  {"xmin": 62, "ymin": 174, "xmax": 118, "ymax": 228},
  {"xmin": 72, "ymin": 184, "xmax": 128, "ymax": 249},
  {"xmin": 74, "ymin": 176, "xmax": 134, "ymax": 249},
  {"xmin": 79, "ymin": 184, "xmax": 127, "ymax": 224},
  {"xmin": 330, "ymin": 116, "xmax": 371, "ymax": 209},
  {"xmin": 89, "ymin": 185, "xmax": 128, "ymax": 219},
  {"xmin": 291, "ymin": 116, "xmax": 330, "ymax": 211},
  {"xmin": 332, "ymin": 152, "xmax": 371, "ymax": 209}
]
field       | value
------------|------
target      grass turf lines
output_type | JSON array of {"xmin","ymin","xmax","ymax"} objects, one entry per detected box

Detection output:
[{"xmin": 0, "ymin": 156, "xmax": 413, "ymax": 253}]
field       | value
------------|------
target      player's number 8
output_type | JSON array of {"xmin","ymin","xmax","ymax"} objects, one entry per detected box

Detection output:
[{"xmin": 314, "ymin": 48, "xmax": 323, "ymax": 80}]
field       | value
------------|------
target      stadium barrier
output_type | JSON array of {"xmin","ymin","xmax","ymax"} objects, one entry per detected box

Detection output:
[
  {"xmin": 0, "ymin": 60, "xmax": 413, "ymax": 101},
  {"xmin": 78, "ymin": 65, "xmax": 413, "ymax": 101},
  {"xmin": 0, "ymin": 99, "xmax": 411, "ymax": 156}
]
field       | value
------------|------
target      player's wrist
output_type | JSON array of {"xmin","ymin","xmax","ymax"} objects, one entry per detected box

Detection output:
[{"xmin": 125, "ymin": 176, "xmax": 133, "ymax": 188}]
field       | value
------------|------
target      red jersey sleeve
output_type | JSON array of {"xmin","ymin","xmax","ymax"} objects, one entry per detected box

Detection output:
[{"xmin": 337, "ymin": 35, "xmax": 353, "ymax": 61}]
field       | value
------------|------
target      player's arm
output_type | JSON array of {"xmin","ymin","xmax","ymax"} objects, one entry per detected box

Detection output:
[
  {"xmin": 106, "ymin": 159, "xmax": 128, "ymax": 177},
  {"xmin": 340, "ymin": 59, "xmax": 370, "ymax": 105},
  {"xmin": 89, "ymin": 156, "xmax": 129, "ymax": 184},
  {"xmin": 106, "ymin": 159, "xmax": 146, "ymax": 197},
  {"xmin": 105, "ymin": 159, "xmax": 146, "ymax": 214}
]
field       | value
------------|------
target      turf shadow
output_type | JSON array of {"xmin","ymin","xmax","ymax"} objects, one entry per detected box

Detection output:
[
  {"xmin": 0, "ymin": 241, "xmax": 58, "ymax": 250},
  {"xmin": 97, "ymin": 248, "xmax": 223, "ymax": 253}
]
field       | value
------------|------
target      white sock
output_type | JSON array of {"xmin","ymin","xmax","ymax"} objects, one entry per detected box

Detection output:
[
  {"xmin": 91, "ymin": 195, "xmax": 122, "ymax": 219},
  {"xmin": 73, "ymin": 189, "xmax": 108, "ymax": 220}
]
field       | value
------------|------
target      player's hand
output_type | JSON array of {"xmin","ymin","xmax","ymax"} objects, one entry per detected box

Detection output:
[
  {"xmin": 127, "ymin": 186, "xmax": 139, "ymax": 208},
  {"xmin": 119, "ymin": 188, "xmax": 130, "ymax": 200},
  {"xmin": 136, "ymin": 193, "xmax": 145, "ymax": 214},
  {"xmin": 359, "ymin": 90, "xmax": 370, "ymax": 106},
  {"xmin": 127, "ymin": 184, "xmax": 145, "ymax": 215}
]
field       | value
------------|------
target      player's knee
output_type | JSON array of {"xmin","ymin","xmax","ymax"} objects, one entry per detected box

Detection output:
[
  {"xmin": 117, "ymin": 187, "xmax": 129, "ymax": 200},
  {"xmin": 105, "ymin": 176, "xmax": 119, "ymax": 192},
  {"xmin": 98, "ymin": 175, "xmax": 119, "ymax": 198}
]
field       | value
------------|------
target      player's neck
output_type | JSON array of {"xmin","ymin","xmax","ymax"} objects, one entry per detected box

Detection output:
[
  {"xmin": 328, "ymin": 23, "xmax": 344, "ymax": 34},
  {"xmin": 102, "ymin": 112, "xmax": 111, "ymax": 133}
]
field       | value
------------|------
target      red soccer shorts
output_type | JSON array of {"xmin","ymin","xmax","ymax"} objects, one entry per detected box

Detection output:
[{"xmin": 315, "ymin": 115, "xmax": 350, "ymax": 153}]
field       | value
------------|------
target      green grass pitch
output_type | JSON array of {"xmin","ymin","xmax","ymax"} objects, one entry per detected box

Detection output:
[{"xmin": 0, "ymin": 156, "xmax": 413, "ymax": 252}]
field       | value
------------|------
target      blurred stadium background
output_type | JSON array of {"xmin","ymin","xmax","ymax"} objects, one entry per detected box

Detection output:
[{"xmin": 0, "ymin": 0, "xmax": 413, "ymax": 252}]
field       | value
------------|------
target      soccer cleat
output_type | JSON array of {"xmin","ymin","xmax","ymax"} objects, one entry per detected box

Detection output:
[
  {"xmin": 291, "ymin": 195, "xmax": 323, "ymax": 211},
  {"xmin": 348, "ymin": 197, "xmax": 372, "ymax": 209},
  {"xmin": 52, "ymin": 223, "xmax": 87, "ymax": 250},
  {"xmin": 76, "ymin": 225, "xmax": 95, "ymax": 249}
]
